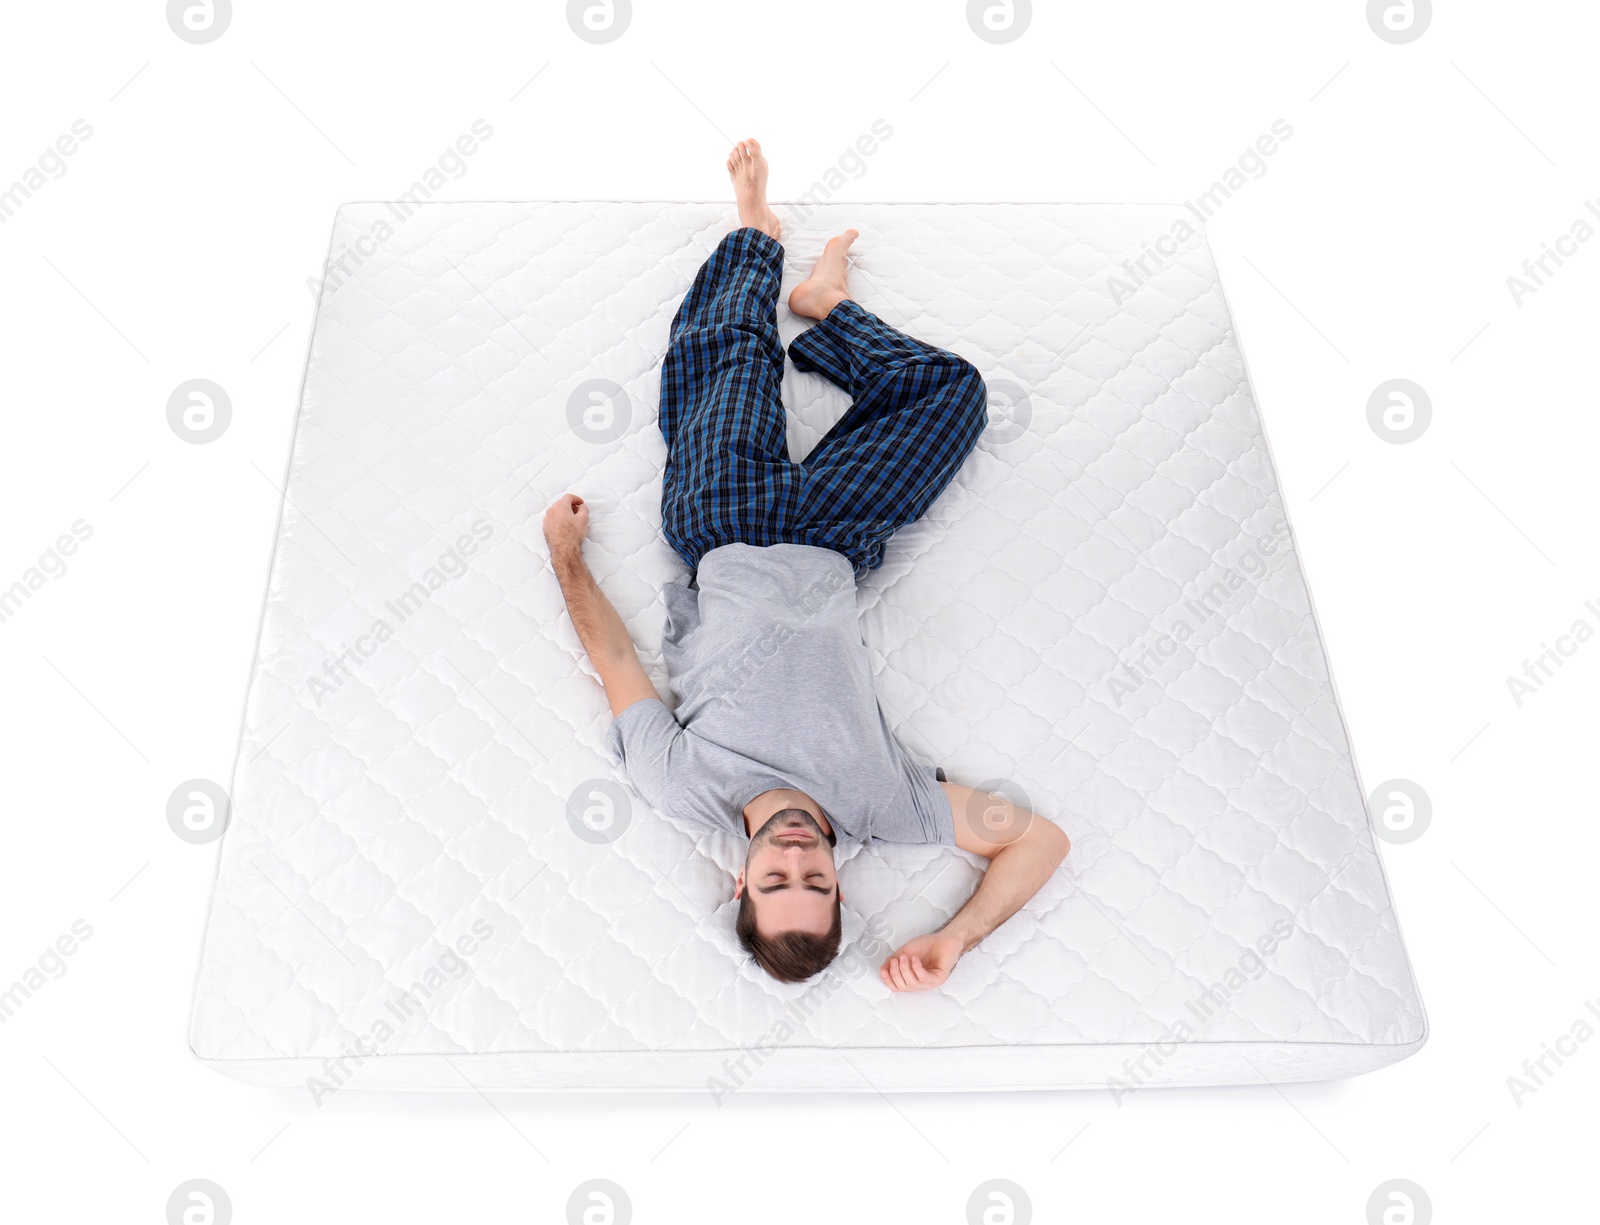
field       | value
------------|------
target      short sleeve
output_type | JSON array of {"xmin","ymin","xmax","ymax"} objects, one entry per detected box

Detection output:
[
  {"xmin": 873, "ymin": 735, "xmax": 955, "ymax": 845},
  {"xmin": 605, "ymin": 698, "xmax": 683, "ymax": 816}
]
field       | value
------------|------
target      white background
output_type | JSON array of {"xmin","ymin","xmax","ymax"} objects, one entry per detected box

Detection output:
[{"xmin": 1, "ymin": 1, "xmax": 1595, "ymax": 1221}]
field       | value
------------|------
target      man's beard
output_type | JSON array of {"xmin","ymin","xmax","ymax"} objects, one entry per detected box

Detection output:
[{"xmin": 746, "ymin": 807, "xmax": 836, "ymax": 866}]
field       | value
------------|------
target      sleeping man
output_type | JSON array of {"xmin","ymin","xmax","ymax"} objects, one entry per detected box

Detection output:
[{"xmin": 543, "ymin": 140, "xmax": 1069, "ymax": 988}]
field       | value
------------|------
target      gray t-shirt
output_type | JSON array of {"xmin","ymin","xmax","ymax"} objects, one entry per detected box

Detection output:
[{"xmin": 606, "ymin": 543, "xmax": 953, "ymax": 845}]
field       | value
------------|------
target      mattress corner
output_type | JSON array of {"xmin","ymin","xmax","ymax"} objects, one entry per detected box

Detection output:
[{"xmin": 185, "ymin": 1023, "xmax": 216, "ymax": 1068}]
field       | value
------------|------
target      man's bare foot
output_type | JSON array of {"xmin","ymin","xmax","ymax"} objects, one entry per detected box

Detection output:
[
  {"xmin": 788, "ymin": 230, "xmax": 858, "ymax": 319},
  {"xmin": 728, "ymin": 139, "xmax": 781, "ymax": 241}
]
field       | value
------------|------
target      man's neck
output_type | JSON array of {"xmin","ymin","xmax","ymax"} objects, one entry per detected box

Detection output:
[{"xmin": 742, "ymin": 788, "xmax": 833, "ymax": 839}]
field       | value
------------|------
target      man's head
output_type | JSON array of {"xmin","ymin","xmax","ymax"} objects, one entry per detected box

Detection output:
[{"xmin": 734, "ymin": 808, "xmax": 842, "ymax": 982}]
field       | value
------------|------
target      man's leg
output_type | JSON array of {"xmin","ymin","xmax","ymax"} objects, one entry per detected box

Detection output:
[
  {"xmin": 785, "ymin": 233, "xmax": 989, "ymax": 572},
  {"xmin": 658, "ymin": 140, "xmax": 800, "ymax": 570}
]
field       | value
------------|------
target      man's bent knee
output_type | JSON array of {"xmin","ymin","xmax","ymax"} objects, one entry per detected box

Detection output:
[{"xmin": 951, "ymin": 359, "xmax": 988, "ymax": 428}]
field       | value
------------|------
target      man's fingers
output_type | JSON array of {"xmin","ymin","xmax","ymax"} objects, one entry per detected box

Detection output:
[
  {"xmin": 891, "ymin": 956, "xmax": 912, "ymax": 992},
  {"xmin": 881, "ymin": 948, "xmax": 946, "ymax": 993}
]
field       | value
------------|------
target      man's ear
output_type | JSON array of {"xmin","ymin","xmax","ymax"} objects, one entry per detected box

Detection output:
[{"xmin": 733, "ymin": 868, "xmax": 744, "ymax": 900}]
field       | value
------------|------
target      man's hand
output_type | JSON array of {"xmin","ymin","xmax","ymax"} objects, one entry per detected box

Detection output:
[
  {"xmin": 880, "ymin": 931, "xmax": 963, "ymax": 993},
  {"xmin": 543, "ymin": 492, "xmax": 590, "ymax": 555},
  {"xmin": 542, "ymin": 493, "xmax": 660, "ymax": 717},
  {"xmin": 880, "ymin": 782, "xmax": 1070, "ymax": 993}
]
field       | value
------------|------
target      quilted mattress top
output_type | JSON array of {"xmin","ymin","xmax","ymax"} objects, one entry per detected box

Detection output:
[{"xmin": 188, "ymin": 201, "xmax": 1425, "ymax": 1090}]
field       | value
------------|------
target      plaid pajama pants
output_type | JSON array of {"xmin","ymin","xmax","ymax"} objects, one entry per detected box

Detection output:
[{"xmin": 658, "ymin": 227, "xmax": 988, "ymax": 574}]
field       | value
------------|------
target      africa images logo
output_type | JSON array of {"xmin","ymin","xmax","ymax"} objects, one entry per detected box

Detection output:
[{"xmin": 305, "ymin": 520, "xmax": 495, "ymax": 706}]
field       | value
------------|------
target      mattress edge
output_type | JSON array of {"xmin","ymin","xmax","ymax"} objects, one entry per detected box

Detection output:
[
  {"xmin": 1200, "ymin": 225, "xmax": 1429, "ymax": 1039},
  {"xmin": 192, "ymin": 1033, "xmax": 1429, "ymax": 1092}
]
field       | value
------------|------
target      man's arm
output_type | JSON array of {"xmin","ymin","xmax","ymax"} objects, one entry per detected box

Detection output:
[
  {"xmin": 543, "ymin": 493, "xmax": 661, "ymax": 717},
  {"xmin": 880, "ymin": 781, "xmax": 1069, "ymax": 993}
]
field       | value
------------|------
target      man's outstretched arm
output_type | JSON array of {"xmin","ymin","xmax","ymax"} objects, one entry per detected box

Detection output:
[
  {"xmin": 543, "ymin": 493, "xmax": 661, "ymax": 717},
  {"xmin": 880, "ymin": 782, "xmax": 1070, "ymax": 993}
]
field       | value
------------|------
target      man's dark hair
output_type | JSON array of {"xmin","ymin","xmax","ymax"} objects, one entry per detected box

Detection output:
[{"xmin": 736, "ymin": 890, "xmax": 843, "ymax": 983}]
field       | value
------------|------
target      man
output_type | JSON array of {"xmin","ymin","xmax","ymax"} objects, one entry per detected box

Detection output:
[{"xmin": 544, "ymin": 139, "xmax": 1068, "ymax": 989}]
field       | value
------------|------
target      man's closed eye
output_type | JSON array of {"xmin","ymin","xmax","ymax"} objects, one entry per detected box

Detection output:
[{"xmin": 758, "ymin": 874, "xmax": 833, "ymax": 896}]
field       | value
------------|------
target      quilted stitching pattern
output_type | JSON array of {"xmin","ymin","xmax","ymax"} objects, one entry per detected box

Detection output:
[{"xmin": 189, "ymin": 203, "xmax": 1424, "ymax": 1089}]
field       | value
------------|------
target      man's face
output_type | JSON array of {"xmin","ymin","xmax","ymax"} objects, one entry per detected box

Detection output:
[{"xmin": 735, "ymin": 809, "xmax": 838, "ymax": 937}]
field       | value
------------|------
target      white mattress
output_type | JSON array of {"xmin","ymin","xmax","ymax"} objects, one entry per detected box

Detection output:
[{"xmin": 188, "ymin": 201, "xmax": 1426, "ymax": 1092}]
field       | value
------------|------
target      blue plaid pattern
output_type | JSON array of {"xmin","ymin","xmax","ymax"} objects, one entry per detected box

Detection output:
[{"xmin": 659, "ymin": 227, "xmax": 988, "ymax": 573}]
